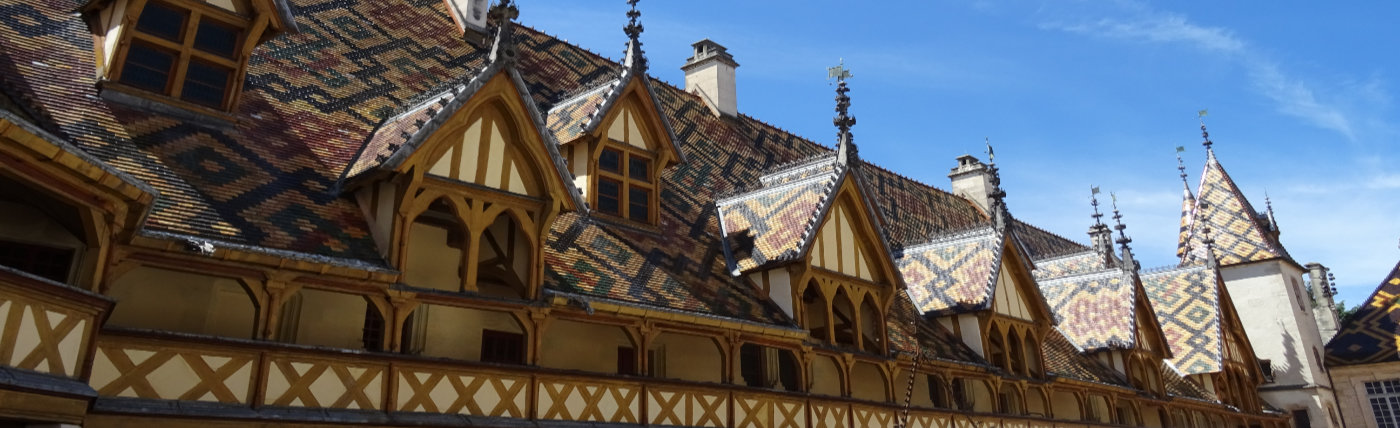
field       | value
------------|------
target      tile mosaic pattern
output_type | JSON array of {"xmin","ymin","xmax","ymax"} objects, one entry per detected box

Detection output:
[
  {"xmin": 717, "ymin": 166, "xmax": 839, "ymax": 273},
  {"xmin": 1177, "ymin": 187, "xmax": 1195, "ymax": 259},
  {"xmin": 897, "ymin": 227, "xmax": 1003, "ymax": 315},
  {"xmin": 545, "ymin": 83, "xmax": 610, "ymax": 144},
  {"xmin": 1041, "ymin": 329, "xmax": 1128, "ymax": 387},
  {"xmin": 1038, "ymin": 269, "xmax": 1136, "ymax": 351},
  {"xmin": 1326, "ymin": 260, "xmax": 1400, "ymax": 366},
  {"xmin": 1179, "ymin": 157, "xmax": 1289, "ymax": 266},
  {"xmin": 344, "ymin": 89, "xmax": 457, "ymax": 179},
  {"xmin": 886, "ymin": 289, "xmax": 986, "ymax": 364},
  {"xmin": 1013, "ymin": 220, "xmax": 1088, "ymax": 260},
  {"xmin": 1163, "ymin": 361, "xmax": 1215, "ymax": 401},
  {"xmin": 1032, "ymin": 250, "xmax": 1108, "ymax": 280},
  {"xmin": 1141, "ymin": 265, "xmax": 1223, "ymax": 375}
]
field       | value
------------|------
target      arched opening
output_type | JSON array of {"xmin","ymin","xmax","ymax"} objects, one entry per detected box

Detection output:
[
  {"xmin": 998, "ymin": 384, "xmax": 1023, "ymax": 415},
  {"xmin": 540, "ymin": 319, "xmax": 632, "ymax": 373},
  {"xmin": 404, "ymin": 198, "xmax": 464, "ymax": 292},
  {"xmin": 831, "ymin": 288, "xmax": 857, "ymax": 348},
  {"xmin": 927, "ymin": 374, "xmax": 950, "ymax": 409},
  {"xmin": 809, "ymin": 354, "xmax": 842, "ymax": 396},
  {"xmin": 0, "ymin": 175, "xmax": 89, "ymax": 286},
  {"xmin": 650, "ymin": 332, "xmax": 723, "ymax": 383},
  {"xmin": 737, "ymin": 344, "xmax": 799, "ymax": 391},
  {"xmin": 859, "ymin": 295, "xmax": 883, "ymax": 352},
  {"xmin": 278, "ymin": 287, "xmax": 369, "ymax": 349},
  {"xmin": 1142, "ymin": 406, "xmax": 1166, "ymax": 428},
  {"xmin": 1023, "ymin": 333, "xmax": 1043, "ymax": 378},
  {"xmin": 897, "ymin": 370, "xmax": 933, "ymax": 408},
  {"xmin": 1086, "ymin": 395, "xmax": 1111, "ymax": 423},
  {"xmin": 986, "ymin": 322, "xmax": 1007, "ymax": 371},
  {"xmin": 1025, "ymin": 386, "xmax": 1048, "ymax": 418},
  {"xmin": 802, "ymin": 282, "xmax": 829, "ymax": 342},
  {"xmin": 405, "ymin": 304, "xmax": 526, "ymax": 364},
  {"xmin": 107, "ymin": 266, "xmax": 258, "ymax": 338},
  {"xmin": 850, "ymin": 361, "xmax": 887, "ymax": 402},
  {"xmin": 1050, "ymin": 390, "xmax": 1081, "ymax": 420},
  {"xmin": 1115, "ymin": 400, "xmax": 1140, "ymax": 426},
  {"xmin": 474, "ymin": 211, "xmax": 531, "ymax": 299},
  {"xmin": 966, "ymin": 379, "xmax": 995, "ymax": 413},
  {"xmin": 1007, "ymin": 328, "xmax": 1026, "ymax": 376}
]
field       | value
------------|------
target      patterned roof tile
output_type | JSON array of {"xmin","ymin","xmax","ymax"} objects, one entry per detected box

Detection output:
[
  {"xmin": 898, "ymin": 226, "xmax": 1003, "ymax": 315},
  {"xmin": 1142, "ymin": 265, "xmax": 1224, "ymax": 375},
  {"xmin": 1180, "ymin": 156, "xmax": 1290, "ymax": 266},
  {"xmin": 1033, "ymin": 250, "xmax": 1109, "ymax": 280},
  {"xmin": 1038, "ymin": 269, "xmax": 1136, "ymax": 351},
  {"xmin": 544, "ymin": 82, "xmax": 611, "ymax": 144},
  {"xmin": 717, "ymin": 172, "xmax": 837, "ymax": 273},
  {"xmin": 1041, "ymin": 329, "xmax": 1128, "ymax": 386},
  {"xmin": 1326, "ymin": 259, "xmax": 1400, "ymax": 366},
  {"xmin": 887, "ymin": 289, "xmax": 986, "ymax": 364}
]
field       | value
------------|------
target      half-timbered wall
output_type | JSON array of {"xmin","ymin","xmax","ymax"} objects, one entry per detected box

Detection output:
[
  {"xmin": 425, "ymin": 103, "xmax": 543, "ymax": 197},
  {"xmin": 811, "ymin": 198, "xmax": 882, "ymax": 283}
]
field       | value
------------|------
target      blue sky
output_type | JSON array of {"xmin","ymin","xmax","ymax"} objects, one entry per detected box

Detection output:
[{"xmin": 522, "ymin": 1, "xmax": 1400, "ymax": 308}]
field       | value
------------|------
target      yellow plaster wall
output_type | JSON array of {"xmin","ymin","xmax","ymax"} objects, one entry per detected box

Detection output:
[
  {"xmin": 811, "ymin": 201, "xmax": 877, "ymax": 281},
  {"xmin": 107, "ymin": 266, "xmax": 255, "ymax": 338},
  {"xmin": 539, "ymin": 319, "xmax": 631, "ymax": 373},
  {"xmin": 895, "ymin": 371, "xmax": 933, "ymax": 408},
  {"xmin": 286, "ymin": 288, "xmax": 366, "ymax": 349},
  {"xmin": 1087, "ymin": 395, "xmax": 1111, "ymax": 423},
  {"xmin": 968, "ymin": 380, "xmax": 995, "ymax": 413},
  {"xmin": 404, "ymin": 221, "xmax": 462, "ymax": 292},
  {"xmin": 850, "ymin": 362, "xmax": 886, "ymax": 402},
  {"xmin": 810, "ymin": 355, "xmax": 842, "ymax": 397},
  {"xmin": 1026, "ymin": 387, "xmax": 1047, "ymax": 418},
  {"xmin": 649, "ymin": 332, "xmax": 722, "ymax": 383},
  {"xmin": 1051, "ymin": 390, "xmax": 1081, "ymax": 420},
  {"xmin": 415, "ymin": 304, "xmax": 522, "ymax": 362},
  {"xmin": 477, "ymin": 213, "xmax": 530, "ymax": 292},
  {"xmin": 993, "ymin": 264, "xmax": 1031, "ymax": 321}
]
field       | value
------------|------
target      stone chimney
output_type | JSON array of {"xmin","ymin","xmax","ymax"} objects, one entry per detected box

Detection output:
[
  {"xmin": 681, "ymin": 39, "xmax": 738, "ymax": 117},
  {"xmin": 948, "ymin": 155, "xmax": 993, "ymax": 213},
  {"xmin": 1306, "ymin": 262, "xmax": 1341, "ymax": 342}
]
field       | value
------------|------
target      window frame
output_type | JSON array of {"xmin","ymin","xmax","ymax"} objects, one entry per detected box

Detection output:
[
  {"xmin": 592, "ymin": 140, "xmax": 658, "ymax": 224},
  {"xmin": 112, "ymin": 0, "xmax": 250, "ymax": 112}
]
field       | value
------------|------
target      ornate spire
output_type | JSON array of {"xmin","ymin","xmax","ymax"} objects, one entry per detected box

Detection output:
[
  {"xmin": 1265, "ymin": 191, "xmax": 1279, "ymax": 232},
  {"xmin": 1198, "ymin": 201, "xmax": 1219, "ymax": 269},
  {"xmin": 829, "ymin": 60, "xmax": 857, "ymax": 167},
  {"xmin": 1198, "ymin": 109, "xmax": 1214, "ymax": 158},
  {"xmin": 487, "ymin": 0, "xmax": 520, "ymax": 65},
  {"xmin": 1176, "ymin": 146, "xmax": 1194, "ymax": 195},
  {"xmin": 622, "ymin": 0, "xmax": 646, "ymax": 72},
  {"xmin": 985, "ymin": 138, "xmax": 1010, "ymax": 231},
  {"xmin": 1088, "ymin": 186, "xmax": 1113, "ymax": 258},
  {"xmin": 1111, "ymin": 193, "xmax": 1138, "ymax": 272}
]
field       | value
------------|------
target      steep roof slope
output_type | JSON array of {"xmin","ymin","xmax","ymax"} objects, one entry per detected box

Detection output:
[
  {"xmin": 1326, "ymin": 259, "xmax": 1400, "ymax": 366},
  {"xmin": 1179, "ymin": 152, "xmax": 1290, "ymax": 266}
]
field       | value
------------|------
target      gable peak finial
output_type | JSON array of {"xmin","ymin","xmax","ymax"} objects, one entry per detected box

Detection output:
[
  {"xmin": 487, "ymin": 0, "xmax": 520, "ymax": 65},
  {"xmin": 830, "ymin": 59, "xmax": 857, "ymax": 167},
  {"xmin": 1265, "ymin": 191, "xmax": 1278, "ymax": 231},
  {"xmin": 1090, "ymin": 186, "xmax": 1104, "ymax": 226},
  {"xmin": 622, "ymin": 0, "xmax": 646, "ymax": 72},
  {"xmin": 984, "ymin": 138, "xmax": 1010, "ymax": 231},
  {"xmin": 1198, "ymin": 109, "xmax": 1214, "ymax": 156},
  {"xmin": 1175, "ymin": 145, "xmax": 1193, "ymax": 191},
  {"xmin": 1110, "ymin": 193, "xmax": 1138, "ymax": 271}
]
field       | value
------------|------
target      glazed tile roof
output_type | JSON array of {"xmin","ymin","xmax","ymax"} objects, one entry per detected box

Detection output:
[
  {"xmin": 717, "ymin": 171, "xmax": 837, "ymax": 273},
  {"xmin": 1013, "ymin": 220, "xmax": 1089, "ymax": 260},
  {"xmin": 1041, "ymin": 329, "xmax": 1128, "ymax": 386},
  {"xmin": 886, "ymin": 289, "xmax": 986, "ymax": 364},
  {"xmin": 1032, "ymin": 250, "xmax": 1109, "ymax": 280},
  {"xmin": 898, "ymin": 226, "xmax": 1004, "ymax": 315},
  {"xmin": 343, "ymin": 88, "xmax": 458, "ymax": 179},
  {"xmin": 1141, "ymin": 265, "xmax": 1224, "ymax": 375},
  {"xmin": 1326, "ymin": 259, "xmax": 1400, "ymax": 366},
  {"xmin": 1177, "ymin": 185, "xmax": 1196, "ymax": 259},
  {"xmin": 1038, "ymin": 268, "xmax": 1137, "ymax": 351},
  {"xmin": 1163, "ymin": 362, "xmax": 1216, "ymax": 401},
  {"xmin": 1179, "ymin": 154, "xmax": 1290, "ymax": 266},
  {"xmin": 545, "ymin": 82, "xmax": 611, "ymax": 144}
]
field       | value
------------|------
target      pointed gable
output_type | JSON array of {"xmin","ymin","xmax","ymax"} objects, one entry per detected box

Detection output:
[
  {"xmin": 546, "ymin": 70, "xmax": 683, "ymax": 166},
  {"xmin": 1038, "ymin": 268, "xmax": 1137, "ymax": 351},
  {"xmin": 810, "ymin": 184, "xmax": 890, "ymax": 282},
  {"xmin": 898, "ymin": 226, "xmax": 1003, "ymax": 315},
  {"xmin": 1180, "ymin": 156, "xmax": 1289, "ymax": 266},
  {"xmin": 1142, "ymin": 265, "xmax": 1224, "ymax": 375},
  {"xmin": 992, "ymin": 263, "xmax": 1034, "ymax": 321},
  {"xmin": 1326, "ymin": 259, "xmax": 1400, "ymax": 366}
]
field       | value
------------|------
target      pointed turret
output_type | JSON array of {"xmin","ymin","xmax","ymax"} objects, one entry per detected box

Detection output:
[
  {"xmin": 1175, "ymin": 148, "xmax": 1197, "ymax": 258},
  {"xmin": 831, "ymin": 63, "xmax": 858, "ymax": 168},
  {"xmin": 1178, "ymin": 120, "xmax": 1290, "ymax": 266},
  {"xmin": 1111, "ymin": 193, "xmax": 1138, "ymax": 272}
]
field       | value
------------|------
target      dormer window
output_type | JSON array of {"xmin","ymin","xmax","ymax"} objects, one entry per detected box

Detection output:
[
  {"xmin": 83, "ymin": 0, "xmax": 298, "ymax": 113},
  {"xmin": 594, "ymin": 144, "xmax": 655, "ymax": 222}
]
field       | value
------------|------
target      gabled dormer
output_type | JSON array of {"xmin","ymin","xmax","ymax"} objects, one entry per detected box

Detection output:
[
  {"xmin": 545, "ymin": 3, "xmax": 681, "ymax": 226},
  {"xmin": 80, "ymin": 0, "xmax": 298, "ymax": 113},
  {"xmin": 716, "ymin": 76, "xmax": 900, "ymax": 354},
  {"xmin": 337, "ymin": 5, "xmax": 581, "ymax": 301}
]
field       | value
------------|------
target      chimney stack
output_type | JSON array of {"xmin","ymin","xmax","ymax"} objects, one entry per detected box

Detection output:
[
  {"xmin": 948, "ymin": 155, "xmax": 993, "ymax": 214},
  {"xmin": 682, "ymin": 39, "xmax": 739, "ymax": 117}
]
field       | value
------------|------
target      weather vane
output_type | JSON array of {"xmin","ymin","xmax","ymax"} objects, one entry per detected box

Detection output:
[
  {"xmin": 1198, "ymin": 109, "xmax": 1208, "ymax": 122},
  {"xmin": 828, "ymin": 58, "xmax": 853, "ymax": 84}
]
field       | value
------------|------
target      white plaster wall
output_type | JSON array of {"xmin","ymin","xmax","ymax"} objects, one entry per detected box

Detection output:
[{"xmin": 682, "ymin": 61, "xmax": 737, "ymax": 116}]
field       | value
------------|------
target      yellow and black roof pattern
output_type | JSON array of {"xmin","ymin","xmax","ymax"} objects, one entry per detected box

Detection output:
[
  {"xmin": 1179, "ymin": 154, "xmax": 1290, "ymax": 266},
  {"xmin": 897, "ymin": 226, "xmax": 1004, "ymax": 315},
  {"xmin": 1141, "ymin": 265, "xmax": 1224, "ymax": 375},
  {"xmin": 1038, "ymin": 268, "xmax": 1138, "ymax": 351},
  {"xmin": 1326, "ymin": 259, "xmax": 1400, "ymax": 366}
]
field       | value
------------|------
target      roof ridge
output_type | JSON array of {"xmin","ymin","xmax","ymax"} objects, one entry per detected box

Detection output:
[
  {"xmin": 1015, "ymin": 219, "xmax": 1090, "ymax": 254},
  {"xmin": 1038, "ymin": 267, "xmax": 1129, "ymax": 284}
]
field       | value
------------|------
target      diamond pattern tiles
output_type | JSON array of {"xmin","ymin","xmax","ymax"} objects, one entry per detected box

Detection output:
[
  {"xmin": 344, "ymin": 90, "xmax": 456, "ymax": 179},
  {"xmin": 1038, "ymin": 269, "xmax": 1136, "ymax": 352},
  {"xmin": 717, "ymin": 169, "xmax": 838, "ymax": 273},
  {"xmin": 1180, "ymin": 157, "xmax": 1289, "ymax": 266},
  {"xmin": 886, "ymin": 289, "xmax": 985, "ymax": 364},
  {"xmin": 1033, "ymin": 250, "xmax": 1108, "ymax": 280},
  {"xmin": 1177, "ymin": 187, "xmax": 1195, "ymax": 259},
  {"xmin": 898, "ymin": 226, "xmax": 1003, "ymax": 315},
  {"xmin": 1326, "ymin": 260, "xmax": 1400, "ymax": 366},
  {"xmin": 1141, "ymin": 265, "xmax": 1223, "ymax": 375},
  {"xmin": 545, "ymin": 84, "xmax": 610, "ymax": 145},
  {"xmin": 1041, "ymin": 329, "xmax": 1128, "ymax": 387}
]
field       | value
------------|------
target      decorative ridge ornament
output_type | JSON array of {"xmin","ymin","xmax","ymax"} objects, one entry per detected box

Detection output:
[
  {"xmin": 622, "ymin": 0, "xmax": 646, "ymax": 72},
  {"xmin": 985, "ymin": 138, "xmax": 1010, "ymax": 231},
  {"xmin": 488, "ymin": 0, "xmax": 520, "ymax": 65},
  {"xmin": 1176, "ymin": 146, "xmax": 1193, "ymax": 194},
  {"xmin": 1198, "ymin": 109, "xmax": 1214, "ymax": 157},
  {"xmin": 1264, "ymin": 191, "xmax": 1279, "ymax": 232},
  {"xmin": 829, "ymin": 59, "xmax": 857, "ymax": 167},
  {"xmin": 1111, "ymin": 193, "xmax": 1138, "ymax": 272},
  {"xmin": 1090, "ymin": 186, "xmax": 1105, "ymax": 226}
]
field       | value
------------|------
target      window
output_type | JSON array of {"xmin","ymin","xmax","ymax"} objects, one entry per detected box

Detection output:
[
  {"xmin": 361, "ymin": 304, "xmax": 385, "ymax": 350},
  {"xmin": 116, "ymin": 1, "xmax": 245, "ymax": 110},
  {"xmin": 927, "ymin": 375, "xmax": 950, "ymax": 408},
  {"xmin": 738, "ymin": 343, "xmax": 799, "ymax": 391},
  {"xmin": 0, "ymin": 240, "xmax": 75, "ymax": 283},
  {"xmin": 1293, "ymin": 409, "xmax": 1313, "ymax": 428},
  {"xmin": 1367, "ymin": 380, "xmax": 1400, "ymax": 428},
  {"xmin": 617, "ymin": 347, "xmax": 637, "ymax": 374},
  {"xmin": 594, "ymin": 145, "xmax": 656, "ymax": 223},
  {"xmin": 480, "ymin": 329, "xmax": 525, "ymax": 364}
]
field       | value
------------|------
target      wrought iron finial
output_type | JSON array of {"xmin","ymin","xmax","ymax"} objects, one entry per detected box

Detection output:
[
  {"xmin": 622, "ymin": 0, "xmax": 646, "ymax": 72},
  {"xmin": 985, "ymin": 138, "xmax": 1009, "ymax": 231},
  {"xmin": 1110, "ymin": 193, "xmax": 1138, "ymax": 271},
  {"xmin": 831, "ymin": 60, "xmax": 857, "ymax": 167},
  {"xmin": 1198, "ymin": 109, "xmax": 1214, "ymax": 155},
  {"xmin": 1175, "ymin": 146, "xmax": 1192, "ymax": 189},
  {"xmin": 1265, "ymin": 191, "xmax": 1278, "ymax": 232},
  {"xmin": 1090, "ymin": 186, "xmax": 1104, "ymax": 226},
  {"xmin": 487, "ymin": 0, "xmax": 520, "ymax": 65}
]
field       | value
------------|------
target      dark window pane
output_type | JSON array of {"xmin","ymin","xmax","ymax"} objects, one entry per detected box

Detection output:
[
  {"xmin": 599, "ymin": 148, "xmax": 621, "ymax": 173},
  {"xmin": 481, "ymin": 329, "xmax": 524, "ymax": 364},
  {"xmin": 180, "ymin": 60, "xmax": 232, "ymax": 108},
  {"xmin": 0, "ymin": 240, "xmax": 74, "ymax": 283},
  {"xmin": 194, "ymin": 19, "xmax": 241, "ymax": 58},
  {"xmin": 738, "ymin": 344, "xmax": 764, "ymax": 387},
  {"xmin": 361, "ymin": 304, "xmax": 384, "ymax": 350},
  {"xmin": 135, "ymin": 2, "xmax": 187, "ymax": 42},
  {"xmin": 628, "ymin": 155, "xmax": 649, "ymax": 182},
  {"xmin": 616, "ymin": 347, "xmax": 636, "ymax": 374},
  {"xmin": 119, "ymin": 42, "xmax": 175, "ymax": 93},
  {"xmin": 628, "ymin": 187, "xmax": 649, "ymax": 220},
  {"xmin": 597, "ymin": 179, "xmax": 620, "ymax": 215}
]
